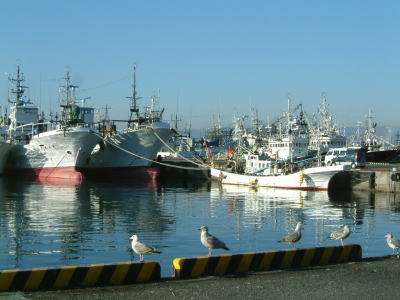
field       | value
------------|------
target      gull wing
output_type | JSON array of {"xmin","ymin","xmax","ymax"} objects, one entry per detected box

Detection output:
[{"xmin": 134, "ymin": 241, "xmax": 161, "ymax": 254}]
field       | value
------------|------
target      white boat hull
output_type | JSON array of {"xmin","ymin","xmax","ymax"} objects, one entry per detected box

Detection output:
[
  {"xmin": 82, "ymin": 124, "xmax": 173, "ymax": 178},
  {"xmin": 211, "ymin": 165, "xmax": 351, "ymax": 191},
  {"xmin": 6, "ymin": 127, "xmax": 101, "ymax": 180}
]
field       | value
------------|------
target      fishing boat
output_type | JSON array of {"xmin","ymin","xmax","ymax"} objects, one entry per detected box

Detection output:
[
  {"xmin": 211, "ymin": 152, "xmax": 350, "ymax": 191},
  {"xmin": 242, "ymin": 100, "xmax": 311, "ymax": 161},
  {"xmin": 308, "ymin": 95, "xmax": 346, "ymax": 153},
  {"xmin": 5, "ymin": 66, "xmax": 101, "ymax": 182},
  {"xmin": 346, "ymin": 109, "xmax": 400, "ymax": 163},
  {"xmin": 81, "ymin": 66, "xmax": 173, "ymax": 181},
  {"xmin": 211, "ymin": 164, "xmax": 350, "ymax": 191}
]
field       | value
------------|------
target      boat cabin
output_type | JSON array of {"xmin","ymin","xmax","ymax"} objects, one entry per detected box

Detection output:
[{"xmin": 244, "ymin": 154, "xmax": 285, "ymax": 175}]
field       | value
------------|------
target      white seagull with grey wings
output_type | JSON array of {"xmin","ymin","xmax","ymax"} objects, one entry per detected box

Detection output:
[
  {"xmin": 328, "ymin": 225, "xmax": 351, "ymax": 246},
  {"xmin": 278, "ymin": 222, "xmax": 303, "ymax": 248},
  {"xmin": 385, "ymin": 233, "xmax": 400, "ymax": 256},
  {"xmin": 199, "ymin": 226, "xmax": 230, "ymax": 256},
  {"xmin": 130, "ymin": 234, "xmax": 162, "ymax": 262}
]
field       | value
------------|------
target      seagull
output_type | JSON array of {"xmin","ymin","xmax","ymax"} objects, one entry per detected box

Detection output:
[
  {"xmin": 385, "ymin": 233, "xmax": 400, "ymax": 257},
  {"xmin": 328, "ymin": 225, "xmax": 351, "ymax": 246},
  {"xmin": 199, "ymin": 226, "xmax": 230, "ymax": 256},
  {"xmin": 278, "ymin": 222, "xmax": 303, "ymax": 248},
  {"xmin": 130, "ymin": 234, "xmax": 161, "ymax": 262}
]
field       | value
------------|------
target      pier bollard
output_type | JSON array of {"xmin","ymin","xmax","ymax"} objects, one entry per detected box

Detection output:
[
  {"xmin": 0, "ymin": 261, "xmax": 160, "ymax": 291},
  {"xmin": 173, "ymin": 244, "xmax": 362, "ymax": 279}
]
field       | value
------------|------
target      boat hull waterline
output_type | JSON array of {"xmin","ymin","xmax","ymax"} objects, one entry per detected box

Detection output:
[{"xmin": 210, "ymin": 165, "xmax": 351, "ymax": 191}]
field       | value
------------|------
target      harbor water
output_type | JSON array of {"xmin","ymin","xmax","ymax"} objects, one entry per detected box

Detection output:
[{"xmin": 1, "ymin": 176, "xmax": 400, "ymax": 277}]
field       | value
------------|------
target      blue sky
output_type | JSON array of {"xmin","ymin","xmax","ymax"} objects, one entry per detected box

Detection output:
[{"xmin": 1, "ymin": 1, "xmax": 399, "ymax": 133}]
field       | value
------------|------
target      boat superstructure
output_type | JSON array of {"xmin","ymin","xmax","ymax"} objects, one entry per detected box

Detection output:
[
  {"xmin": 229, "ymin": 96, "xmax": 348, "ymax": 164},
  {"xmin": 263, "ymin": 100, "xmax": 310, "ymax": 161},
  {"xmin": 308, "ymin": 95, "xmax": 346, "ymax": 153},
  {"xmin": 348, "ymin": 109, "xmax": 400, "ymax": 162}
]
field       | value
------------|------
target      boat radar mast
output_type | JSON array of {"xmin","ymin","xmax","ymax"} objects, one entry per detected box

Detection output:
[
  {"xmin": 59, "ymin": 67, "xmax": 80, "ymax": 125},
  {"xmin": 8, "ymin": 64, "xmax": 29, "ymax": 105},
  {"xmin": 127, "ymin": 65, "xmax": 142, "ymax": 125}
]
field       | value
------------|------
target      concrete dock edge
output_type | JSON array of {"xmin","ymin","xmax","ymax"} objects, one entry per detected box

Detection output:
[
  {"xmin": 173, "ymin": 244, "xmax": 362, "ymax": 279},
  {"xmin": 0, "ymin": 245, "xmax": 362, "ymax": 291},
  {"xmin": 0, "ymin": 261, "xmax": 161, "ymax": 291}
]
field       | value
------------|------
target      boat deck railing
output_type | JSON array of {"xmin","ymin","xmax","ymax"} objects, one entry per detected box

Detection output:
[{"xmin": 8, "ymin": 121, "xmax": 97, "ymax": 142}]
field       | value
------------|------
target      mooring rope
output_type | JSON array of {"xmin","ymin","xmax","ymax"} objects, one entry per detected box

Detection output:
[
  {"xmin": 44, "ymin": 150, "xmax": 70, "ymax": 179},
  {"xmin": 93, "ymin": 130, "xmax": 210, "ymax": 171},
  {"xmin": 151, "ymin": 128, "xmax": 208, "ymax": 167},
  {"xmin": 155, "ymin": 132, "xmax": 206, "ymax": 165}
]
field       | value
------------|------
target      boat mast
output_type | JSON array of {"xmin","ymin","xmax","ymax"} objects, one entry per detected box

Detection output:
[
  {"xmin": 8, "ymin": 64, "xmax": 28, "ymax": 105},
  {"xmin": 287, "ymin": 96, "xmax": 293, "ymax": 170},
  {"xmin": 60, "ymin": 67, "xmax": 78, "ymax": 125},
  {"xmin": 287, "ymin": 96, "xmax": 291, "ymax": 132},
  {"xmin": 364, "ymin": 108, "xmax": 378, "ymax": 148},
  {"xmin": 127, "ymin": 65, "xmax": 140, "ymax": 126}
]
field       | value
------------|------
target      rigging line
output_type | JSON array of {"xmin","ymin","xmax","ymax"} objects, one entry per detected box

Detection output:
[
  {"xmin": 80, "ymin": 75, "xmax": 131, "ymax": 92},
  {"xmin": 179, "ymin": 139, "xmax": 206, "ymax": 164},
  {"xmin": 93, "ymin": 132, "xmax": 209, "ymax": 171},
  {"xmin": 44, "ymin": 150, "xmax": 70, "ymax": 179},
  {"xmin": 152, "ymin": 127, "xmax": 210, "ymax": 165},
  {"xmin": 154, "ymin": 130, "xmax": 205, "ymax": 165},
  {"xmin": 151, "ymin": 129, "xmax": 209, "ymax": 167}
]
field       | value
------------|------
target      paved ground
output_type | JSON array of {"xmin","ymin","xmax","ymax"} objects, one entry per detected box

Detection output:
[{"xmin": 1, "ymin": 256, "xmax": 400, "ymax": 299}]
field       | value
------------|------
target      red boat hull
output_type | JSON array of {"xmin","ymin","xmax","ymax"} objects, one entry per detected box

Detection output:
[{"xmin": 5, "ymin": 166, "xmax": 84, "ymax": 185}]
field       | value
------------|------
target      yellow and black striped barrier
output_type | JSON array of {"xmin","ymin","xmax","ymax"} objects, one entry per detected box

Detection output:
[
  {"xmin": 173, "ymin": 244, "xmax": 362, "ymax": 279},
  {"xmin": 0, "ymin": 261, "xmax": 160, "ymax": 291}
]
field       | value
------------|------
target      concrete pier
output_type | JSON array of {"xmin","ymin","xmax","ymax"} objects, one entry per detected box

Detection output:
[
  {"xmin": 351, "ymin": 164, "xmax": 400, "ymax": 193},
  {"xmin": 329, "ymin": 163, "xmax": 400, "ymax": 193},
  {"xmin": 9, "ymin": 256, "xmax": 400, "ymax": 299}
]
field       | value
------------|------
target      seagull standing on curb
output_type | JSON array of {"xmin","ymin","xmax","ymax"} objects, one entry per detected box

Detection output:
[
  {"xmin": 130, "ymin": 234, "xmax": 162, "ymax": 262},
  {"xmin": 199, "ymin": 226, "xmax": 230, "ymax": 256},
  {"xmin": 278, "ymin": 222, "xmax": 303, "ymax": 248},
  {"xmin": 328, "ymin": 225, "xmax": 351, "ymax": 246},
  {"xmin": 385, "ymin": 233, "xmax": 400, "ymax": 257}
]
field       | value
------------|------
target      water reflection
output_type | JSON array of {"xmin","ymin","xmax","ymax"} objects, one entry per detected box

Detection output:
[
  {"xmin": 209, "ymin": 182, "xmax": 400, "ymax": 257},
  {"xmin": 2, "ymin": 177, "xmax": 400, "ymax": 276},
  {"xmin": 0, "ymin": 177, "xmax": 176, "ymax": 270}
]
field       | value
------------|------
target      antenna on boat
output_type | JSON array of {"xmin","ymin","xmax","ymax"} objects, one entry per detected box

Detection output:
[
  {"xmin": 171, "ymin": 113, "xmax": 181, "ymax": 131},
  {"xmin": 61, "ymin": 66, "xmax": 74, "ymax": 105},
  {"xmin": 8, "ymin": 62, "xmax": 28, "ymax": 105},
  {"xmin": 59, "ymin": 66, "xmax": 79, "ymax": 125},
  {"xmin": 103, "ymin": 104, "xmax": 111, "ymax": 121},
  {"xmin": 127, "ymin": 64, "xmax": 141, "ymax": 124}
]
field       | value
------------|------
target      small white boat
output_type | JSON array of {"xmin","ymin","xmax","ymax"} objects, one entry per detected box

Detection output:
[{"xmin": 210, "ymin": 164, "xmax": 350, "ymax": 191}]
